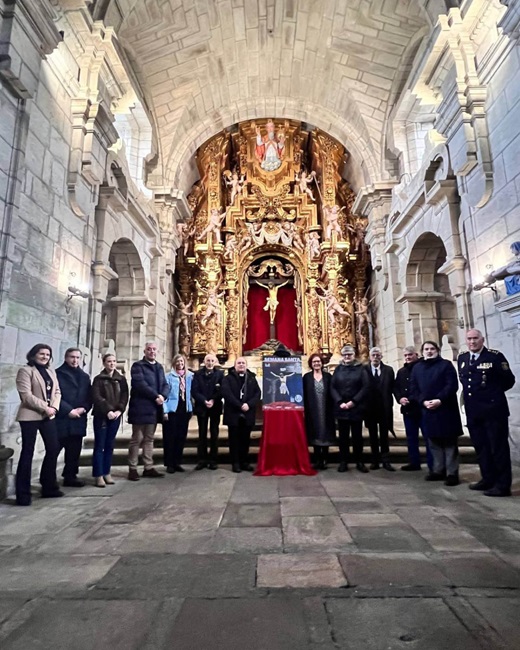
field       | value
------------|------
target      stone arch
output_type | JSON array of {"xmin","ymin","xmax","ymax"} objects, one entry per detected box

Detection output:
[{"xmin": 400, "ymin": 232, "xmax": 458, "ymax": 356}]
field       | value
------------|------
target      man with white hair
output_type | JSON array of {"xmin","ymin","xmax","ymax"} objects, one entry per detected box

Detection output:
[
  {"xmin": 192, "ymin": 353, "xmax": 224, "ymax": 470},
  {"xmin": 364, "ymin": 346, "xmax": 396, "ymax": 471},
  {"xmin": 458, "ymin": 329, "xmax": 516, "ymax": 497}
]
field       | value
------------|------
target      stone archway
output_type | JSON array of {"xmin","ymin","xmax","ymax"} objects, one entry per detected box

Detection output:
[
  {"xmin": 399, "ymin": 232, "xmax": 458, "ymax": 355},
  {"xmin": 101, "ymin": 238, "xmax": 152, "ymax": 367}
]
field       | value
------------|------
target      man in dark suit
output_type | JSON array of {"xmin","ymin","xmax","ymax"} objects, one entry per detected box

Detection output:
[
  {"xmin": 55, "ymin": 348, "xmax": 92, "ymax": 487},
  {"xmin": 127, "ymin": 341, "xmax": 169, "ymax": 481},
  {"xmin": 221, "ymin": 357, "xmax": 261, "ymax": 473},
  {"xmin": 458, "ymin": 329, "xmax": 516, "ymax": 497},
  {"xmin": 364, "ymin": 346, "xmax": 395, "ymax": 471},
  {"xmin": 192, "ymin": 353, "xmax": 224, "ymax": 470}
]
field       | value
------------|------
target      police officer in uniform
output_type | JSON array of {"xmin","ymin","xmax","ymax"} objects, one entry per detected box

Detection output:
[{"xmin": 458, "ymin": 329, "xmax": 516, "ymax": 497}]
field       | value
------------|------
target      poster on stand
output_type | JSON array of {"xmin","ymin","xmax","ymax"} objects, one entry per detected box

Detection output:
[{"xmin": 262, "ymin": 356, "xmax": 303, "ymax": 407}]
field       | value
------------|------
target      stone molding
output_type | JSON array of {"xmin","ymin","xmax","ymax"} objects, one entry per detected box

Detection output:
[
  {"xmin": 495, "ymin": 292, "xmax": 520, "ymax": 327},
  {"xmin": 0, "ymin": 0, "xmax": 62, "ymax": 97}
]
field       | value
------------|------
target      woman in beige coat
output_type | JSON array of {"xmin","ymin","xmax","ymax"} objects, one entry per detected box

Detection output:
[{"xmin": 15, "ymin": 344, "xmax": 63, "ymax": 505}]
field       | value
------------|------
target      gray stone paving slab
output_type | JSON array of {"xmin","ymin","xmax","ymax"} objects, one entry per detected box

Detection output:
[
  {"xmin": 0, "ymin": 600, "xmax": 24, "ymax": 626},
  {"xmin": 1, "ymin": 599, "xmax": 159, "ymax": 650},
  {"xmin": 340, "ymin": 513, "xmax": 403, "ymax": 526},
  {"xmin": 221, "ymin": 503, "xmax": 281, "ymax": 527},
  {"xmin": 283, "ymin": 516, "xmax": 353, "ymax": 551},
  {"xmin": 165, "ymin": 597, "xmax": 311, "ymax": 650},
  {"xmin": 281, "ymin": 496, "xmax": 337, "ymax": 516},
  {"xmin": 136, "ymin": 505, "xmax": 225, "ymax": 532},
  {"xmin": 346, "ymin": 525, "xmax": 433, "ymax": 552},
  {"xmin": 211, "ymin": 527, "xmax": 283, "ymax": 553},
  {"xmin": 229, "ymin": 477, "xmax": 279, "ymax": 503},
  {"xmin": 319, "ymin": 477, "xmax": 375, "ymax": 498},
  {"xmin": 278, "ymin": 476, "xmax": 327, "ymax": 496},
  {"xmin": 467, "ymin": 597, "xmax": 520, "ymax": 649},
  {"xmin": 257, "ymin": 553, "xmax": 347, "ymax": 588},
  {"xmin": 0, "ymin": 555, "xmax": 119, "ymax": 592},
  {"xmin": 432, "ymin": 554, "xmax": 520, "ymax": 588},
  {"xmin": 326, "ymin": 598, "xmax": 478, "ymax": 649},
  {"xmin": 463, "ymin": 523, "xmax": 520, "ymax": 554},
  {"xmin": 95, "ymin": 553, "xmax": 258, "ymax": 597},
  {"xmin": 332, "ymin": 497, "xmax": 391, "ymax": 513},
  {"xmin": 117, "ymin": 531, "xmax": 216, "ymax": 554},
  {"xmin": 338, "ymin": 553, "xmax": 449, "ymax": 587}
]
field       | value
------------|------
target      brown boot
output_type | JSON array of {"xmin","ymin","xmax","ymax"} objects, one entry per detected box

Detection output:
[{"xmin": 128, "ymin": 467, "xmax": 140, "ymax": 481}]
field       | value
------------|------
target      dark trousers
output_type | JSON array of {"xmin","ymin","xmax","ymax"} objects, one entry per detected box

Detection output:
[
  {"xmin": 92, "ymin": 416, "xmax": 121, "ymax": 477},
  {"xmin": 16, "ymin": 420, "xmax": 60, "ymax": 501},
  {"xmin": 228, "ymin": 419, "xmax": 252, "ymax": 466},
  {"xmin": 366, "ymin": 416, "xmax": 390, "ymax": 464},
  {"xmin": 197, "ymin": 410, "xmax": 221, "ymax": 462},
  {"xmin": 337, "ymin": 419, "xmax": 363, "ymax": 464},
  {"xmin": 58, "ymin": 434, "xmax": 84, "ymax": 480},
  {"xmin": 313, "ymin": 446, "xmax": 329, "ymax": 463},
  {"xmin": 468, "ymin": 415, "xmax": 512, "ymax": 491},
  {"xmin": 403, "ymin": 413, "xmax": 433, "ymax": 469},
  {"xmin": 163, "ymin": 409, "xmax": 191, "ymax": 468}
]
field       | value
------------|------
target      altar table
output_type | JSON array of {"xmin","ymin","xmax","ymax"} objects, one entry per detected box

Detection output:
[{"xmin": 254, "ymin": 403, "xmax": 317, "ymax": 476}]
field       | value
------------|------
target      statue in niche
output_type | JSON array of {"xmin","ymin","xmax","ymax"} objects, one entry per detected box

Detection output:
[
  {"xmin": 223, "ymin": 234, "xmax": 238, "ymax": 261},
  {"xmin": 197, "ymin": 208, "xmax": 227, "ymax": 245},
  {"xmin": 346, "ymin": 218, "xmax": 366, "ymax": 256},
  {"xmin": 295, "ymin": 170, "xmax": 317, "ymax": 201},
  {"xmin": 255, "ymin": 119, "xmax": 284, "ymax": 171},
  {"xmin": 224, "ymin": 170, "xmax": 245, "ymax": 205},
  {"xmin": 355, "ymin": 295, "xmax": 375, "ymax": 340},
  {"xmin": 324, "ymin": 204, "xmax": 345, "ymax": 241},
  {"xmin": 177, "ymin": 222, "xmax": 195, "ymax": 256},
  {"xmin": 256, "ymin": 279, "xmax": 289, "ymax": 324},
  {"xmin": 473, "ymin": 241, "xmax": 520, "ymax": 295},
  {"xmin": 200, "ymin": 285, "xmax": 225, "ymax": 326},
  {"xmin": 306, "ymin": 232, "xmax": 321, "ymax": 260}
]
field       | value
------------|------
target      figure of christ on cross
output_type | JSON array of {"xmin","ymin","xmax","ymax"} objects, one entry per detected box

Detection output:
[{"xmin": 255, "ymin": 279, "xmax": 290, "ymax": 339}]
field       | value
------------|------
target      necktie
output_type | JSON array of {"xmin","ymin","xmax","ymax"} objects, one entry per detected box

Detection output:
[{"xmin": 470, "ymin": 354, "xmax": 477, "ymax": 365}]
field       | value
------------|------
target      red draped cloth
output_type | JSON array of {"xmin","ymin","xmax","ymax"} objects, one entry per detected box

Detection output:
[
  {"xmin": 244, "ymin": 285, "xmax": 301, "ymax": 352},
  {"xmin": 254, "ymin": 403, "xmax": 316, "ymax": 476}
]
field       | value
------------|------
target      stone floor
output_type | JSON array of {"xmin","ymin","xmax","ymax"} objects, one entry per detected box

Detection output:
[{"xmin": 0, "ymin": 463, "xmax": 519, "ymax": 650}]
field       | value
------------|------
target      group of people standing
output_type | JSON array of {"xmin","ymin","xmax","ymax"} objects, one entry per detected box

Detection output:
[
  {"xmin": 13, "ymin": 327, "xmax": 515, "ymax": 506},
  {"xmin": 303, "ymin": 329, "xmax": 515, "ymax": 497}
]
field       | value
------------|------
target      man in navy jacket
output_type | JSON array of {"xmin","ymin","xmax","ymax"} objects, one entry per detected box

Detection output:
[
  {"xmin": 192, "ymin": 353, "xmax": 224, "ymax": 470},
  {"xmin": 127, "ymin": 342, "xmax": 169, "ymax": 481},
  {"xmin": 56, "ymin": 348, "xmax": 92, "ymax": 487}
]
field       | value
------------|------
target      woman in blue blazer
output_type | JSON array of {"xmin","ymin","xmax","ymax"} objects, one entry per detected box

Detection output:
[{"xmin": 163, "ymin": 354, "xmax": 193, "ymax": 473}]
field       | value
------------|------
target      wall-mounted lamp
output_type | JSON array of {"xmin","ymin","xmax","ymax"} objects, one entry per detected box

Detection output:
[
  {"xmin": 65, "ymin": 273, "xmax": 91, "ymax": 313},
  {"xmin": 457, "ymin": 316, "xmax": 465, "ymax": 329}
]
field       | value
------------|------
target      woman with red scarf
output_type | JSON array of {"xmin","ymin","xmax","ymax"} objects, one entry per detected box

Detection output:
[{"xmin": 163, "ymin": 354, "xmax": 193, "ymax": 473}]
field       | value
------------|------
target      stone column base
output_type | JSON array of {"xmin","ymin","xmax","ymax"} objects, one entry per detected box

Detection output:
[{"xmin": 0, "ymin": 446, "xmax": 14, "ymax": 500}]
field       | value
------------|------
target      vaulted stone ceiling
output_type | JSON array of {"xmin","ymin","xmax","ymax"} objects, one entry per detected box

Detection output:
[{"xmin": 99, "ymin": 0, "xmax": 435, "ymax": 193}]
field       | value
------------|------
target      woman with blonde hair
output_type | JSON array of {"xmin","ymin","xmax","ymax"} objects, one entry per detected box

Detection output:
[
  {"xmin": 163, "ymin": 354, "xmax": 193, "ymax": 473},
  {"xmin": 15, "ymin": 343, "xmax": 62, "ymax": 505}
]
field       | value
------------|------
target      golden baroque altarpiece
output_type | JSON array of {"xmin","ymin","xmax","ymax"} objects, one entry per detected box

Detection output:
[{"xmin": 174, "ymin": 119, "xmax": 371, "ymax": 363}]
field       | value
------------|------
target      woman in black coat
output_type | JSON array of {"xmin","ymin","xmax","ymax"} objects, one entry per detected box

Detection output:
[
  {"xmin": 409, "ymin": 340, "xmax": 463, "ymax": 486},
  {"xmin": 330, "ymin": 345, "xmax": 370, "ymax": 473},
  {"xmin": 303, "ymin": 353, "xmax": 336, "ymax": 469}
]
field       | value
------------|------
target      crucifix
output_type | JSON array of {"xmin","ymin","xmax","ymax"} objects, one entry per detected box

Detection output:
[{"xmin": 254, "ymin": 278, "xmax": 290, "ymax": 340}]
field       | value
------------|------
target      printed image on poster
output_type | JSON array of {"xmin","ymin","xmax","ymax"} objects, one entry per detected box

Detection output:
[{"xmin": 262, "ymin": 357, "xmax": 303, "ymax": 407}]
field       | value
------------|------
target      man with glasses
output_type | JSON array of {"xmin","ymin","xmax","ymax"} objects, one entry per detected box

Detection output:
[{"xmin": 192, "ymin": 353, "xmax": 224, "ymax": 470}]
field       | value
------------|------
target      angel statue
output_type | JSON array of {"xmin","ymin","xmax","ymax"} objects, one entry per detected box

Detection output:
[
  {"xmin": 177, "ymin": 222, "xmax": 195, "ymax": 256},
  {"xmin": 306, "ymin": 231, "xmax": 321, "ymax": 260},
  {"xmin": 223, "ymin": 234, "xmax": 238, "ymax": 261},
  {"xmin": 355, "ymin": 295, "xmax": 375, "ymax": 336},
  {"xmin": 324, "ymin": 204, "xmax": 345, "ymax": 241},
  {"xmin": 201, "ymin": 285, "xmax": 225, "ymax": 326},
  {"xmin": 197, "ymin": 207, "xmax": 227, "ymax": 245},
  {"xmin": 295, "ymin": 170, "xmax": 317, "ymax": 201},
  {"xmin": 224, "ymin": 171, "xmax": 245, "ymax": 205},
  {"xmin": 346, "ymin": 218, "xmax": 366, "ymax": 255},
  {"xmin": 319, "ymin": 286, "xmax": 350, "ymax": 328}
]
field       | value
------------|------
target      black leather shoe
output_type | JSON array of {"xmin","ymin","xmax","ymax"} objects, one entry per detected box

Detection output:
[
  {"xmin": 484, "ymin": 487, "xmax": 512, "ymax": 497},
  {"xmin": 383, "ymin": 462, "xmax": 396, "ymax": 472},
  {"xmin": 401, "ymin": 464, "xmax": 421, "ymax": 471},
  {"xmin": 356, "ymin": 463, "xmax": 369, "ymax": 473},
  {"xmin": 337, "ymin": 462, "xmax": 348, "ymax": 473},
  {"xmin": 425, "ymin": 472, "xmax": 444, "ymax": 481},
  {"xmin": 195, "ymin": 462, "xmax": 207, "ymax": 470},
  {"xmin": 469, "ymin": 479, "xmax": 492, "ymax": 491},
  {"xmin": 63, "ymin": 478, "xmax": 85, "ymax": 487},
  {"xmin": 232, "ymin": 464, "xmax": 242, "ymax": 473},
  {"xmin": 16, "ymin": 497, "xmax": 31, "ymax": 506},
  {"xmin": 166, "ymin": 466, "xmax": 176, "ymax": 474},
  {"xmin": 208, "ymin": 462, "xmax": 218, "ymax": 470},
  {"xmin": 369, "ymin": 463, "xmax": 380, "ymax": 470},
  {"xmin": 41, "ymin": 489, "xmax": 64, "ymax": 498},
  {"xmin": 174, "ymin": 465, "xmax": 185, "ymax": 473},
  {"xmin": 241, "ymin": 463, "xmax": 254, "ymax": 472},
  {"xmin": 444, "ymin": 475, "xmax": 460, "ymax": 487},
  {"xmin": 142, "ymin": 468, "xmax": 165, "ymax": 478}
]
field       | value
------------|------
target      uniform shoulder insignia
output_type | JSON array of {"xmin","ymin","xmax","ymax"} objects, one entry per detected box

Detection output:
[
  {"xmin": 502, "ymin": 361, "xmax": 510, "ymax": 370},
  {"xmin": 487, "ymin": 349, "xmax": 500, "ymax": 354}
]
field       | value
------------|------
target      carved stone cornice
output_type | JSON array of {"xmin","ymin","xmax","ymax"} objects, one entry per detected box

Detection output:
[
  {"xmin": 495, "ymin": 292, "xmax": 520, "ymax": 327},
  {"xmin": 0, "ymin": 0, "xmax": 62, "ymax": 97}
]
